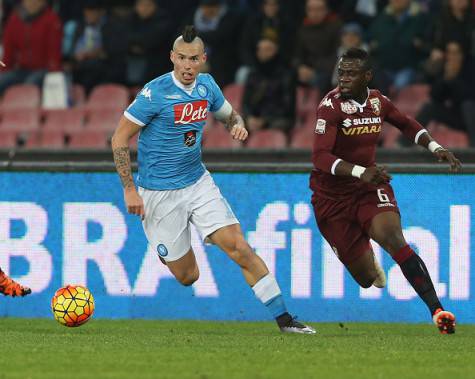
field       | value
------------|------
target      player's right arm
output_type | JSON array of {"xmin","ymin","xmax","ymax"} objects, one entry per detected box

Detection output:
[
  {"xmin": 313, "ymin": 98, "xmax": 390, "ymax": 185},
  {"xmin": 111, "ymin": 116, "xmax": 145, "ymax": 219},
  {"xmin": 111, "ymin": 85, "xmax": 156, "ymax": 219}
]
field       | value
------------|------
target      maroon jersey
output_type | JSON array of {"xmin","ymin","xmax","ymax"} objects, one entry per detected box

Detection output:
[{"xmin": 310, "ymin": 88, "xmax": 424, "ymax": 200}]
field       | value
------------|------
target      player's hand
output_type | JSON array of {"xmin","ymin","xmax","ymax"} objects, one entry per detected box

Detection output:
[
  {"xmin": 230, "ymin": 124, "xmax": 248, "ymax": 141},
  {"xmin": 434, "ymin": 148, "xmax": 462, "ymax": 172},
  {"xmin": 124, "ymin": 188, "xmax": 145, "ymax": 220},
  {"xmin": 360, "ymin": 165, "xmax": 392, "ymax": 185}
]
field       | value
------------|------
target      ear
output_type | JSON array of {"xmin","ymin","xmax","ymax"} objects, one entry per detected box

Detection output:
[
  {"xmin": 202, "ymin": 52, "xmax": 207, "ymax": 64},
  {"xmin": 365, "ymin": 69, "xmax": 373, "ymax": 84}
]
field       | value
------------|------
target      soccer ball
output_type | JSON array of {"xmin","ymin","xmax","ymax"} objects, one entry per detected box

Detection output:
[{"xmin": 51, "ymin": 285, "xmax": 95, "ymax": 327}]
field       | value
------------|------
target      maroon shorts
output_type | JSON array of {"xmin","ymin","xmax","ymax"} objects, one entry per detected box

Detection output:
[{"xmin": 312, "ymin": 183, "xmax": 400, "ymax": 265}]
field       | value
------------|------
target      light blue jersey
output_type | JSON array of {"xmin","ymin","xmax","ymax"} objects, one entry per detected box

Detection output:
[{"xmin": 124, "ymin": 72, "xmax": 225, "ymax": 190}]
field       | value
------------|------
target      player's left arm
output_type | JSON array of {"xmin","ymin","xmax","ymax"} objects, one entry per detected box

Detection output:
[
  {"xmin": 214, "ymin": 100, "xmax": 248, "ymax": 141},
  {"xmin": 416, "ymin": 132, "xmax": 462, "ymax": 172},
  {"xmin": 384, "ymin": 96, "xmax": 462, "ymax": 172}
]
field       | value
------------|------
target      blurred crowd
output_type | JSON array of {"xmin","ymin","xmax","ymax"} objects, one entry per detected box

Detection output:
[{"xmin": 0, "ymin": 0, "xmax": 474, "ymax": 146}]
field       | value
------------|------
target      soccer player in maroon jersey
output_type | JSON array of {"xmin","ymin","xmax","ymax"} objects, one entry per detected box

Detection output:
[{"xmin": 311, "ymin": 48, "xmax": 461, "ymax": 334}]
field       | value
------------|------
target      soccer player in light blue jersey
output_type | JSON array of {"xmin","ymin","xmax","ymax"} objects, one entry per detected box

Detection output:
[{"xmin": 112, "ymin": 26, "xmax": 315, "ymax": 334}]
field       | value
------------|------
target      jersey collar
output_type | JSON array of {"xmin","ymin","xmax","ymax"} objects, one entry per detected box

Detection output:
[
  {"xmin": 171, "ymin": 71, "xmax": 196, "ymax": 95},
  {"xmin": 349, "ymin": 88, "xmax": 370, "ymax": 108}
]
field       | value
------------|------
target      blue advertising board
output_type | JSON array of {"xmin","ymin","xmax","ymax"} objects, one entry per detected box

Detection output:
[{"xmin": 0, "ymin": 172, "xmax": 473, "ymax": 323}]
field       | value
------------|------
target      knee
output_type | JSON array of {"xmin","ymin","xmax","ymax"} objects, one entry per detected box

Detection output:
[
  {"xmin": 176, "ymin": 268, "xmax": 199, "ymax": 286},
  {"xmin": 352, "ymin": 267, "xmax": 377, "ymax": 289},
  {"xmin": 358, "ymin": 278, "xmax": 375, "ymax": 289},
  {"xmin": 355, "ymin": 272, "xmax": 377, "ymax": 289},
  {"xmin": 375, "ymin": 227, "xmax": 406, "ymax": 253}
]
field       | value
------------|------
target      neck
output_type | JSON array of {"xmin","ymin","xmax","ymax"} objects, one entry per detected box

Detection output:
[
  {"xmin": 353, "ymin": 91, "xmax": 367, "ymax": 105},
  {"xmin": 172, "ymin": 71, "xmax": 195, "ymax": 88}
]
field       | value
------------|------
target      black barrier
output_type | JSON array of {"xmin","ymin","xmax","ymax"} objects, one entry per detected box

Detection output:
[{"xmin": 0, "ymin": 148, "xmax": 474, "ymax": 173}]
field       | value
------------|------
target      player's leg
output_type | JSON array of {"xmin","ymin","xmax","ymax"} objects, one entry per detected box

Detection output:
[
  {"xmin": 139, "ymin": 187, "xmax": 199, "ymax": 286},
  {"xmin": 208, "ymin": 224, "xmax": 267, "ymax": 286},
  {"xmin": 208, "ymin": 224, "xmax": 315, "ymax": 334},
  {"xmin": 344, "ymin": 249, "xmax": 378, "ymax": 288},
  {"xmin": 0, "ymin": 268, "xmax": 31, "ymax": 297},
  {"xmin": 316, "ymin": 212, "xmax": 385, "ymax": 289},
  {"xmin": 190, "ymin": 172, "xmax": 315, "ymax": 334},
  {"xmin": 164, "ymin": 249, "xmax": 199, "ymax": 286},
  {"xmin": 313, "ymin": 193, "xmax": 385, "ymax": 289},
  {"xmin": 368, "ymin": 211, "xmax": 455, "ymax": 333},
  {"xmin": 145, "ymin": 229, "xmax": 199, "ymax": 287}
]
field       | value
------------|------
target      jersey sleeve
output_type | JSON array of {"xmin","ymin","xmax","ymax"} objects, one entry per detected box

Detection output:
[
  {"xmin": 382, "ymin": 95, "xmax": 425, "ymax": 143},
  {"xmin": 207, "ymin": 75, "xmax": 225, "ymax": 112},
  {"xmin": 124, "ymin": 85, "xmax": 157, "ymax": 127},
  {"xmin": 312, "ymin": 99, "xmax": 342, "ymax": 174}
]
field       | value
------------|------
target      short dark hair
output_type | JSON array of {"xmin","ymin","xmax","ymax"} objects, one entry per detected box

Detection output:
[
  {"xmin": 341, "ymin": 48, "xmax": 372, "ymax": 71},
  {"xmin": 182, "ymin": 25, "xmax": 197, "ymax": 43}
]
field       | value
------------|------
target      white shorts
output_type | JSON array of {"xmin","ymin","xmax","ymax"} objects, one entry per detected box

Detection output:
[{"xmin": 138, "ymin": 171, "xmax": 239, "ymax": 262}]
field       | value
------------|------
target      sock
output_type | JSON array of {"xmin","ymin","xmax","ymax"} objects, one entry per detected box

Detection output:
[
  {"xmin": 393, "ymin": 245, "xmax": 443, "ymax": 314},
  {"xmin": 251, "ymin": 273, "xmax": 289, "ymax": 321}
]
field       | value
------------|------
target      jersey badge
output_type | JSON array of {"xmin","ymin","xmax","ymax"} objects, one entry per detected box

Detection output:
[
  {"xmin": 370, "ymin": 98, "xmax": 381, "ymax": 116},
  {"xmin": 157, "ymin": 244, "xmax": 168, "ymax": 257},
  {"xmin": 196, "ymin": 84, "xmax": 208, "ymax": 97},
  {"xmin": 315, "ymin": 119, "xmax": 326, "ymax": 134},
  {"xmin": 340, "ymin": 102, "xmax": 357, "ymax": 114},
  {"xmin": 184, "ymin": 130, "xmax": 197, "ymax": 147}
]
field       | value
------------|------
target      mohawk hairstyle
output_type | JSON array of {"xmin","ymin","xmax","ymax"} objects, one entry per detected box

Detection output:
[
  {"xmin": 182, "ymin": 25, "xmax": 197, "ymax": 43},
  {"xmin": 341, "ymin": 48, "xmax": 372, "ymax": 70}
]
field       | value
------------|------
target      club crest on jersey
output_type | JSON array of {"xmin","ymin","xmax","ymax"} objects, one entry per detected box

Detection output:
[
  {"xmin": 315, "ymin": 119, "xmax": 326, "ymax": 134},
  {"xmin": 370, "ymin": 98, "xmax": 381, "ymax": 116},
  {"xmin": 340, "ymin": 102, "xmax": 357, "ymax": 114},
  {"xmin": 157, "ymin": 244, "xmax": 168, "ymax": 257},
  {"xmin": 196, "ymin": 84, "xmax": 208, "ymax": 97},
  {"xmin": 174, "ymin": 100, "xmax": 208, "ymax": 125},
  {"xmin": 184, "ymin": 130, "xmax": 197, "ymax": 147}
]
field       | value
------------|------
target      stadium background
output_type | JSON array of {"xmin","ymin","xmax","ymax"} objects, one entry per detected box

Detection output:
[{"xmin": 0, "ymin": 0, "xmax": 474, "ymax": 325}]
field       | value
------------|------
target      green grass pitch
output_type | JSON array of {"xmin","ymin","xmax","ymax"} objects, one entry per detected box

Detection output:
[{"xmin": 0, "ymin": 319, "xmax": 473, "ymax": 379}]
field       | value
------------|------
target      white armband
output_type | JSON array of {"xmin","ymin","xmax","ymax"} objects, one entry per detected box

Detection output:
[
  {"xmin": 428, "ymin": 141, "xmax": 444, "ymax": 153},
  {"xmin": 351, "ymin": 165, "xmax": 366, "ymax": 179},
  {"xmin": 414, "ymin": 129, "xmax": 427, "ymax": 144},
  {"xmin": 213, "ymin": 99, "xmax": 233, "ymax": 121},
  {"xmin": 330, "ymin": 159, "xmax": 342, "ymax": 175}
]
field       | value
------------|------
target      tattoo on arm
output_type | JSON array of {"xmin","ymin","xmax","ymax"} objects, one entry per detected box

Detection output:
[
  {"xmin": 225, "ymin": 110, "xmax": 243, "ymax": 130},
  {"xmin": 113, "ymin": 147, "xmax": 135, "ymax": 190}
]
